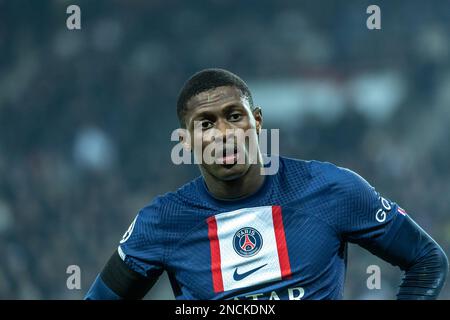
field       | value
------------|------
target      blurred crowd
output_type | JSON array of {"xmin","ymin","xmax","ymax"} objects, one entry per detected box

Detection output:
[{"xmin": 0, "ymin": 0, "xmax": 449, "ymax": 299}]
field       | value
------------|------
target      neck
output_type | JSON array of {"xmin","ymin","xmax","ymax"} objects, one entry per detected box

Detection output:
[{"xmin": 202, "ymin": 164, "xmax": 266, "ymax": 200}]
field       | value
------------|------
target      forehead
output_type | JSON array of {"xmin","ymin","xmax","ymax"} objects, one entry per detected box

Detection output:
[{"xmin": 185, "ymin": 86, "xmax": 250, "ymax": 114}]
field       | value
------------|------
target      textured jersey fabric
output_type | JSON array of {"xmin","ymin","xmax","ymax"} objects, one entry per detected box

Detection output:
[{"xmin": 118, "ymin": 156, "xmax": 409, "ymax": 300}]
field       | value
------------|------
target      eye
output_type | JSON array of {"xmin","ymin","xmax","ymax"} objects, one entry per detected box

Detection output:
[
  {"xmin": 229, "ymin": 112, "xmax": 242, "ymax": 121},
  {"xmin": 201, "ymin": 120, "xmax": 214, "ymax": 130}
]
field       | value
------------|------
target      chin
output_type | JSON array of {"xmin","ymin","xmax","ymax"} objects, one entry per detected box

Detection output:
[{"xmin": 211, "ymin": 163, "xmax": 251, "ymax": 181}]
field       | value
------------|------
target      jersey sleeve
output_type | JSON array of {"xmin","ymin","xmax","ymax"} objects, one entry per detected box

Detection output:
[
  {"xmin": 329, "ymin": 166, "xmax": 408, "ymax": 252},
  {"xmin": 327, "ymin": 166, "xmax": 448, "ymax": 298},
  {"xmin": 117, "ymin": 196, "xmax": 167, "ymax": 279}
]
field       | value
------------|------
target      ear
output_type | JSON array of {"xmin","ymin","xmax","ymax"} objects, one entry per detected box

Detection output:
[{"xmin": 252, "ymin": 106, "xmax": 263, "ymax": 134}]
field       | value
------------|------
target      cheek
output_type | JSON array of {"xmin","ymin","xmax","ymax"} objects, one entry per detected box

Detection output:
[
  {"xmin": 245, "ymin": 132, "xmax": 259, "ymax": 151},
  {"xmin": 202, "ymin": 129, "xmax": 217, "ymax": 144},
  {"xmin": 242, "ymin": 116, "xmax": 257, "ymax": 130},
  {"xmin": 190, "ymin": 128, "xmax": 210, "ymax": 147},
  {"xmin": 192, "ymin": 132, "xmax": 215, "ymax": 159}
]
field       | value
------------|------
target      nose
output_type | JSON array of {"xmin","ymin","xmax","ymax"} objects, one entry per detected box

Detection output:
[{"xmin": 215, "ymin": 119, "xmax": 235, "ymax": 144}]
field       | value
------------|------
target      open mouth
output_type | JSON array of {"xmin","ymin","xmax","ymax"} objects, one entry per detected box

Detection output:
[{"xmin": 216, "ymin": 146, "xmax": 238, "ymax": 165}]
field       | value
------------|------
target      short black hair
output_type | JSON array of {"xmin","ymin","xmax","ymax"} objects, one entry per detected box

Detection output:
[{"xmin": 177, "ymin": 68, "xmax": 254, "ymax": 127}]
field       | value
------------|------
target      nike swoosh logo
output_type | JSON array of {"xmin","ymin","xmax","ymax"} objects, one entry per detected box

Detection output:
[{"xmin": 233, "ymin": 264, "xmax": 267, "ymax": 281}]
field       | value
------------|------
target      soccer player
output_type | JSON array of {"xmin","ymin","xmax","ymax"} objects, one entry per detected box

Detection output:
[{"xmin": 85, "ymin": 69, "xmax": 448, "ymax": 300}]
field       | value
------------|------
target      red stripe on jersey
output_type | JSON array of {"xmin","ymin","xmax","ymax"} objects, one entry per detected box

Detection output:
[
  {"xmin": 207, "ymin": 216, "xmax": 224, "ymax": 293},
  {"xmin": 271, "ymin": 206, "xmax": 292, "ymax": 279}
]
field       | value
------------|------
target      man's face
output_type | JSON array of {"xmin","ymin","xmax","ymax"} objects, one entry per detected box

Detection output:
[{"xmin": 184, "ymin": 86, "xmax": 262, "ymax": 181}]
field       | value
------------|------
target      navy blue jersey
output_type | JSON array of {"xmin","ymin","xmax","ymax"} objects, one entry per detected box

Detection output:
[{"xmin": 118, "ymin": 156, "xmax": 409, "ymax": 300}]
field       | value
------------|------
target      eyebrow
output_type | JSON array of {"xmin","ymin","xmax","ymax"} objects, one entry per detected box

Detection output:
[
  {"xmin": 189, "ymin": 102, "xmax": 246, "ymax": 122},
  {"xmin": 223, "ymin": 103, "xmax": 245, "ymax": 112},
  {"xmin": 191, "ymin": 110, "xmax": 215, "ymax": 121}
]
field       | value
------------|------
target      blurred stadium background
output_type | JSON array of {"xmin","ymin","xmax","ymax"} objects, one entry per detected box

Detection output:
[{"xmin": 0, "ymin": 0, "xmax": 449, "ymax": 299}]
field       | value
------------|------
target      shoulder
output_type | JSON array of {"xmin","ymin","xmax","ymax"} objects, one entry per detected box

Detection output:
[
  {"xmin": 303, "ymin": 161, "xmax": 382, "ymax": 230},
  {"xmin": 278, "ymin": 156, "xmax": 358, "ymax": 180},
  {"xmin": 278, "ymin": 156, "xmax": 359, "ymax": 183},
  {"xmin": 277, "ymin": 156, "xmax": 312, "ymax": 179},
  {"xmin": 138, "ymin": 176, "xmax": 202, "ymax": 221},
  {"xmin": 302, "ymin": 159, "xmax": 375, "ymax": 197}
]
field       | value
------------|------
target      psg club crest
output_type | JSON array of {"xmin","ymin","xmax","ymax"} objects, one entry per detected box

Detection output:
[{"xmin": 233, "ymin": 227, "xmax": 263, "ymax": 257}]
